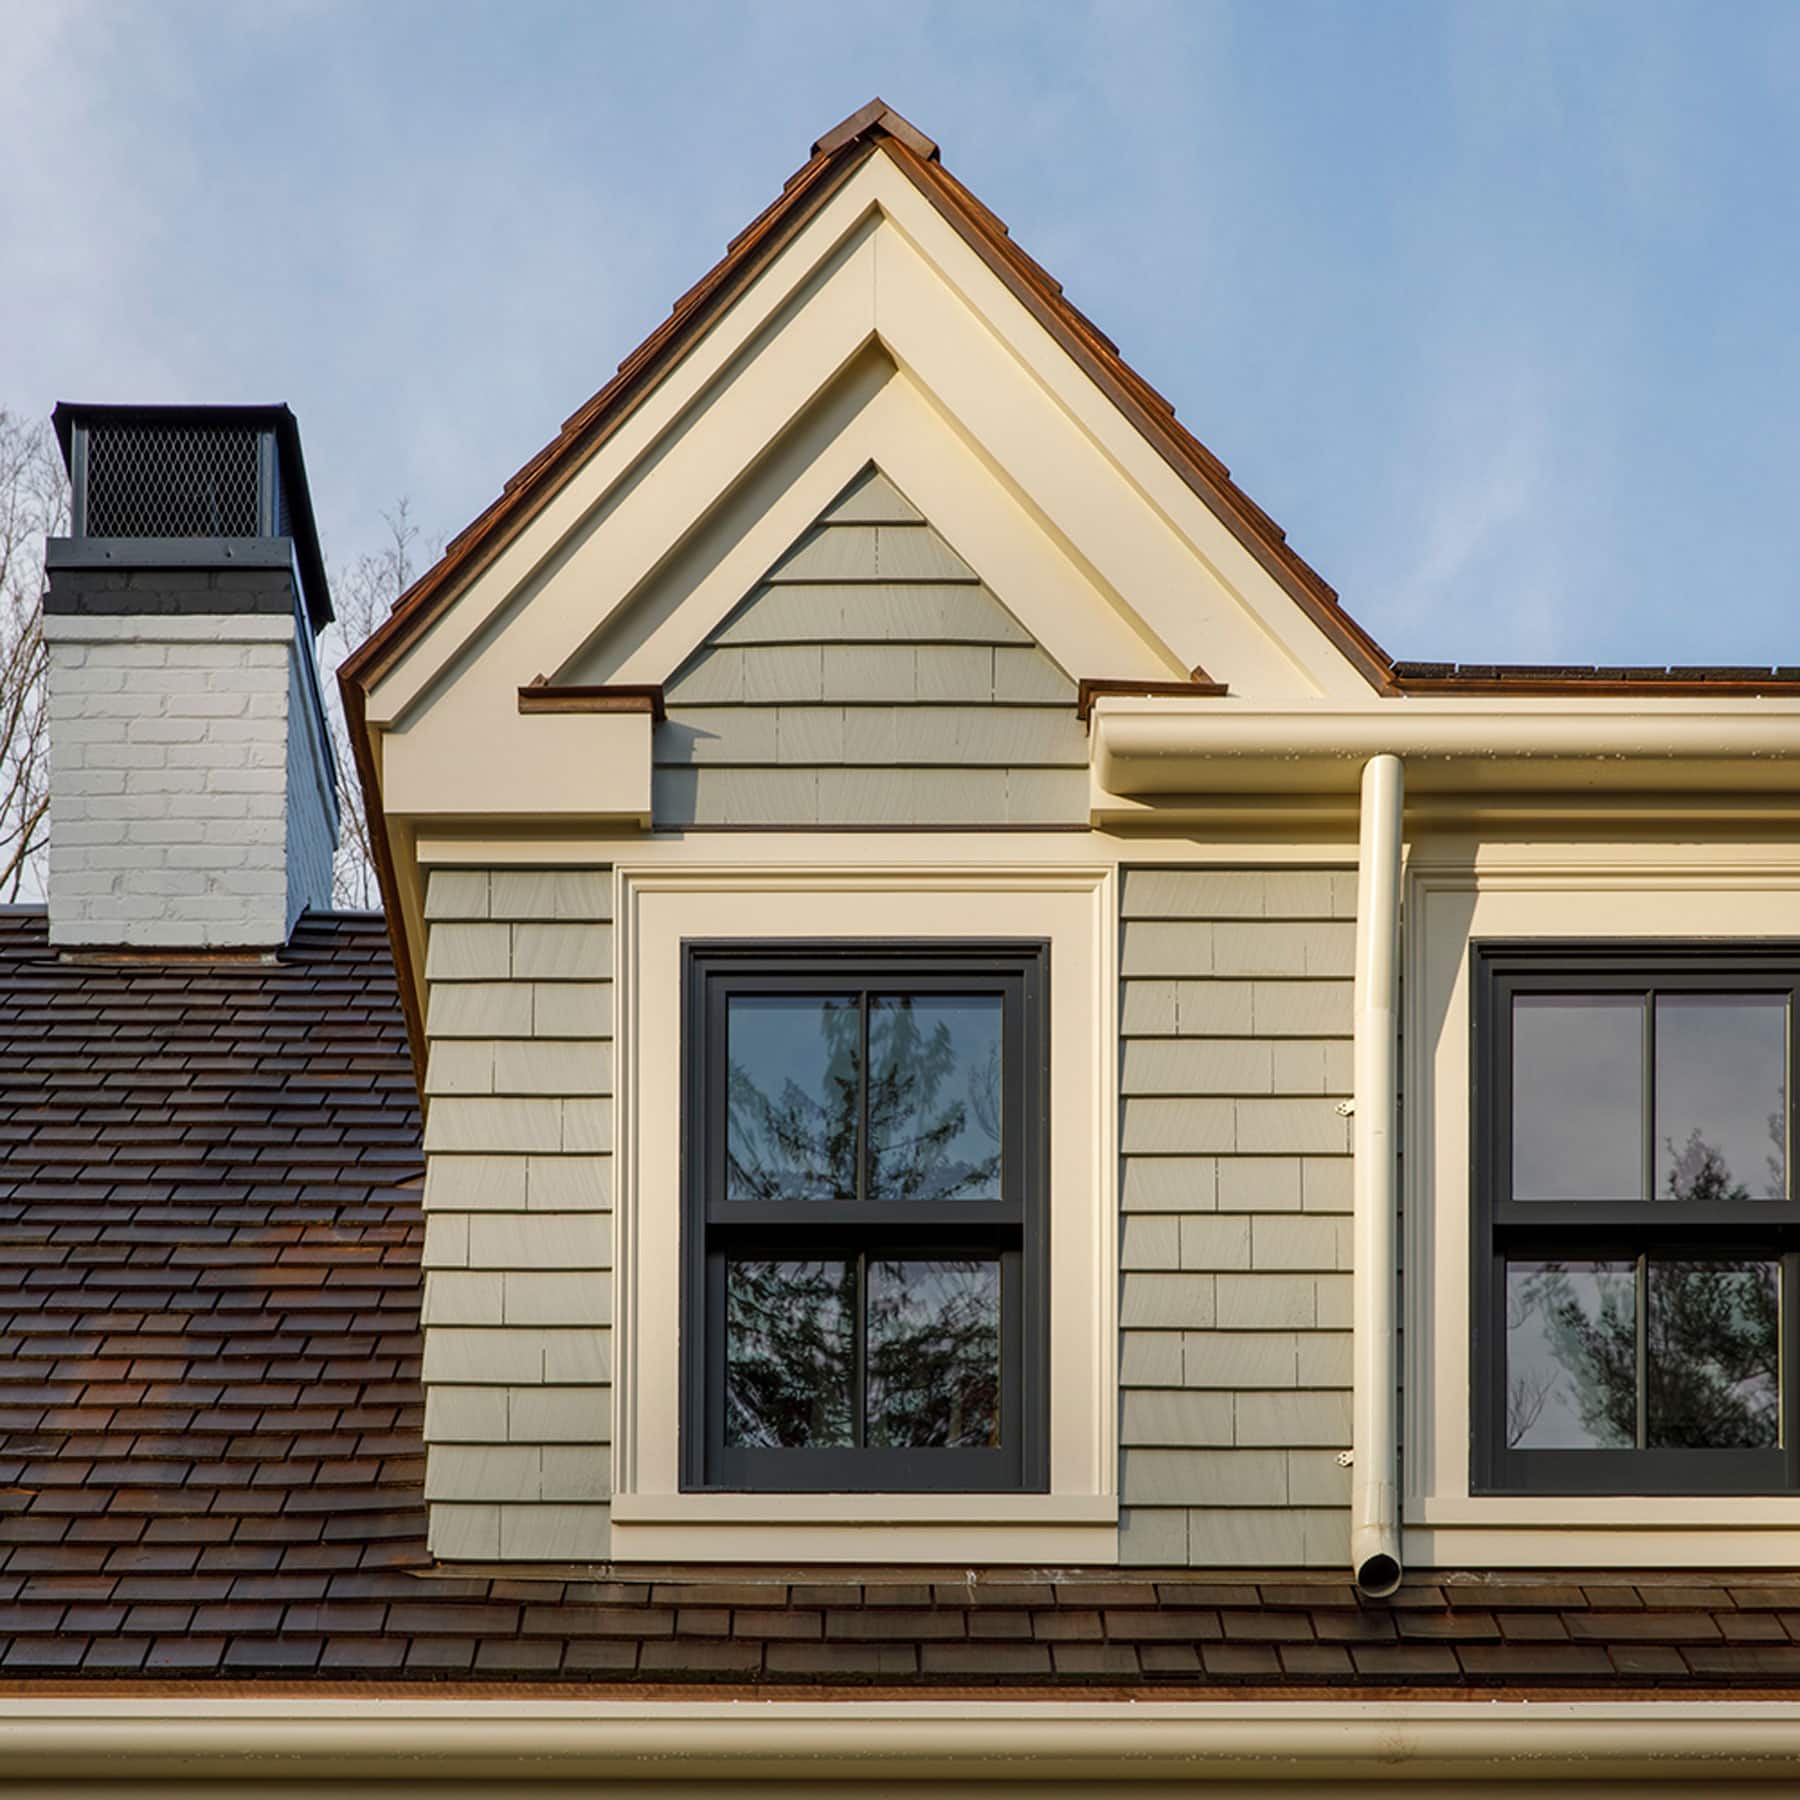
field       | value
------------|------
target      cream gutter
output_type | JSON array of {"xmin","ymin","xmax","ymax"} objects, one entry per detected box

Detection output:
[
  {"xmin": 8, "ymin": 1699, "xmax": 1800, "ymax": 1784},
  {"xmin": 1091, "ymin": 701, "xmax": 1800, "ymax": 795},
  {"xmin": 1350, "ymin": 753, "xmax": 1404, "ymax": 1597}
]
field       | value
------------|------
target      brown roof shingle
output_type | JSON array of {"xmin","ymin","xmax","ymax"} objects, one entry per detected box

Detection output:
[{"xmin": 7, "ymin": 906, "xmax": 1800, "ymax": 1693}]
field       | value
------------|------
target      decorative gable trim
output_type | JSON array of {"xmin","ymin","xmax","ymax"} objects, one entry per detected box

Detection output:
[{"xmin": 339, "ymin": 100, "xmax": 1385, "ymax": 708}]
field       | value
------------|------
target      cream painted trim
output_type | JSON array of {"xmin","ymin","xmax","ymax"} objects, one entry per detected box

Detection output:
[
  {"xmin": 383, "ymin": 707, "xmax": 653, "ymax": 824},
  {"xmin": 608, "ymin": 1492, "xmax": 1118, "ymax": 1523},
  {"xmin": 611, "ymin": 864, "xmax": 1118, "ymax": 1565},
  {"xmin": 857, "ymin": 158, "xmax": 1374, "ymax": 701},
  {"xmin": 592, "ymin": 364, "xmax": 1169, "ymax": 689},
  {"xmin": 8, "ymin": 1699, "xmax": 1800, "ymax": 1784},
  {"xmin": 365, "ymin": 189, "xmax": 894, "ymax": 723},
  {"xmin": 366, "ymin": 150, "xmax": 1393, "ymax": 730},
  {"xmin": 866, "ymin": 220, "xmax": 1314, "ymax": 696},
  {"xmin": 415, "ymin": 830, "xmax": 1358, "ymax": 869},
  {"xmin": 1404, "ymin": 847, "xmax": 1800, "ymax": 1567},
  {"xmin": 1093, "ymin": 699, "xmax": 1800, "ymax": 797}
]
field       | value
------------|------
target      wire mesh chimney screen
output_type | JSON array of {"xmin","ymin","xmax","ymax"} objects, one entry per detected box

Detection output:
[{"xmin": 85, "ymin": 425, "xmax": 261, "ymax": 538}]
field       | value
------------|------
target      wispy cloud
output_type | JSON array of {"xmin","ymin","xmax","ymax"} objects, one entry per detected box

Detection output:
[{"xmin": 1, "ymin": 2, "xmax": 1794, "ymax": 670}]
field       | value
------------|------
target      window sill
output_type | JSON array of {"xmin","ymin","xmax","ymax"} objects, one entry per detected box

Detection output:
[
  {"xmin": 606, "ymin": 1493, "xmax": 1119, "ymax": 1565},
  {"xmin": 1408, "ymin": 1492, "xmax": 1800, "ymax": 1568},
  {"xmin": 1413, "ymin": 1493, "xmax": 1800, "ymax": 1529}
]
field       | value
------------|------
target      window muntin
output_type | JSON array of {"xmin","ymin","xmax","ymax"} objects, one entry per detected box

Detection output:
[
  {"xmin": 684, "ymin": 943, "xmax": 1047, "ymax": 1494},
  {"xmin": 1474, "ymin": 947, "xmax": 1800, "ymax": 1495}
]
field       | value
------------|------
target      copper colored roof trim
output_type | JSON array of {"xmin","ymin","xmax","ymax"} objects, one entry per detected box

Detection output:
[
  {"xmin": 1076, "ymin": 674, "xmax": 1230, "ymax": 724},
  {"xmin": 1394, "ymin": 661, "xmax": 1800, "ymax": 698},
  {"xmin": 518, "ymin": 681, "xmax": 667, "ymax": 723}
]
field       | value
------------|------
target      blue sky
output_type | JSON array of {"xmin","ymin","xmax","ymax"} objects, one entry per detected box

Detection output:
[{"xmin": 5, "ymin": 1, "xmax": 1798, "ymax": 668}]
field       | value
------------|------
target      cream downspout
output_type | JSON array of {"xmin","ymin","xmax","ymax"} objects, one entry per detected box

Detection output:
[{"xmin": 1350, "ymin": 752, "xmax": 1404, "ymax": 1597}]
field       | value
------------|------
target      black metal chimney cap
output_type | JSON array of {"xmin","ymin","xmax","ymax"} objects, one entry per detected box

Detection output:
[{"xmin": 51, "ymin": 402, "xmax": 334, "ymax": 632}]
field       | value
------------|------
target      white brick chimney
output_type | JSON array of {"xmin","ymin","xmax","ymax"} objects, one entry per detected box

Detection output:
[{"xmin": 42, "ymin": 405, "xmax": 339, "ymax": 949}]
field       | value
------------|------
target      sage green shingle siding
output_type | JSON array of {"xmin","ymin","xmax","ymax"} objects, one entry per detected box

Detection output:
[
  {"xmin": 1118, "ymin": 867, "xmax": 1356, "ymax": 1567},
  {"xmin": 419, "ymin": 867, "xmax": 613, "ymax": 1562},
  {"xmin": 654, "ymin": 468, "xmax": 1086, "ymax": 827}
]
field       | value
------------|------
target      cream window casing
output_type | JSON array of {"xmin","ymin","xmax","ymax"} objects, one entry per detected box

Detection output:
[
  {"xmin": 1405, "ymin": 850, "xmax": 1800, "ymax": 1568},
  {"xmin": 610, "ymin": 864, "xmax": 1120, "ymax": 1563}
]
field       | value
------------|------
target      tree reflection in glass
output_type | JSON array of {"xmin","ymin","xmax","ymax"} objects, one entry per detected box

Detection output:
[
  {"xmin": 1507, "ymin": 1257, "xmax": 1782, "ymax": 1453},
  {"xmin": 1656, "ymin": 996, "xmax": 1788, "ymax": 1203},
  {"xmin": 726, "ymin": 998, "xmax": 859, "ymax": 1199},
  {"xmin": 1505, "ymin": 1261, "xmax": 1636, "ymax": 1449},
  {"xmin": 1648, "ymin": 1260, "xmax": 1779, "ymax": 1447},
  {"xmin": 726, "ymin": 992, "xmax": 1006, "ymax": 1202},
  {"xmin": 724, "ymin": 1259, "xmax": 855, "ymax": 1446},
  {"xmin": 866, "ymin": 1259, "xmax": 1000, "ymax": 1447},
  {"xmin": 868, "ymin": 997, "xmax": 1002, "ymax": 1200}
]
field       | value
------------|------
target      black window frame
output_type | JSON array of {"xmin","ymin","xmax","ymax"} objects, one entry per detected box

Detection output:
[
  {"xmin": 1472, "ymin": 941, "xmax": 1800, "ymax": 1496},
  {"xmin": 680, "ymin": 939, "xmax": 1050, "ymax": 1494}
]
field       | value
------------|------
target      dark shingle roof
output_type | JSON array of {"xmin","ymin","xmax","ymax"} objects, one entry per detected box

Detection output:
[{"xmin": 7, "ymin": 906, "xmax": 1800, "ymax": 1692}]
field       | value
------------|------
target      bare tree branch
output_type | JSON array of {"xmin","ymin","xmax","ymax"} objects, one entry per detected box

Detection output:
[
  {"xmin": 0, "ymin": 411, "xmax": 64, "ymax": 902},
  {"xmin": 318, "ymin": 499, "xmax": 434, "ymax": 910}
]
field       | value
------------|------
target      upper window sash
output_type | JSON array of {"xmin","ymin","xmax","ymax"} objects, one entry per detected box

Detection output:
[
  {"xmin": 700, "ymin": 963, "xmax": 1031, "ymax": 1220},
  {"xmin": 1478, "ymin": 948, "xmax": 1800, "ymax": 1230}
]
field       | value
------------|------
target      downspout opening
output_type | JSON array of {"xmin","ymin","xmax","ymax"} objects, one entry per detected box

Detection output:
[{"xmin": 1355, "ymin": 1551, "xmax": 1402, "ymax": 1600}]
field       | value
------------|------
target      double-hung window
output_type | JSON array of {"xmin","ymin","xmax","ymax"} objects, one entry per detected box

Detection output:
[
  {"xmin": 1473, "ymin": 944, "xmax": 1800, "ymax": 1495},
  {"xmin": 681, "ymin": 941, "xmax": 1048, "ymax": 1494}
]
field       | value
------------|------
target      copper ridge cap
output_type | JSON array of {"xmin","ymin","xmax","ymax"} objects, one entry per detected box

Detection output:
[{"xmin": 812, "ymin": 98, "xmax": 939, "ymax": 162}]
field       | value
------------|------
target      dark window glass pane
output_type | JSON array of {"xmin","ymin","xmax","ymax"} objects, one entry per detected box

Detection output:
[
  {"xmin": 726, "ymin": 996, "xmax": 860, "ymax": 1199},
  {"xmin": 1647, "ymin": 1259, "xmax": 1779, "ymax": 1448},
  {"xmin": 1504, "ymin": 1260, "xmax": 1637, "ymax": 1449},
  {"xmin": 866, "ymin": 1259, "xmax": 1000, "ymax": 1447},
  {"xmin": 724, "ymin": 1259, "xmax": 855, "ymax": 1447},
  {"xmin": 1511, "ymin": 995, "xmax": 1644, "ymax": 1200},
  {"xmin": 1655, "ymin": 996, "xmax": 1788, "ymax": 1202},
  {"xmin": 867, "ymin": 996, "xmax": 1003, "ymax": 1200}
]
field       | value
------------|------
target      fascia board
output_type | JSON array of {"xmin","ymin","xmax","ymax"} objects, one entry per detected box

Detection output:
[
  {"xmin": 870, "ymin": 221, "xmax": 1323, "ymax": 700},
  {"xmin": 363, "ymin": 180, "xmax": 889, "ymax": 726},
  {"xmin": 857, "ymin": 156, "xmax": 1378, "ymax": 702}
]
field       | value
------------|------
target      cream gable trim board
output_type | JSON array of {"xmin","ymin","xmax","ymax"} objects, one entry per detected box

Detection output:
[
  {"xmin": 369, "ymin": 223, "xmax": 887, "ymax": 729},
  {"xmin": 1403, "ymin": 849, "xmax": 1800, "ymax": 1566},
  {"xmin": 365, "ymin": 150, "xmax": 1382, "ymax": 730},
  {"xmin": 611, "ymin": 864, "xmax": 1118, "ymax": 1565},
  {"xmin": 571, "ymin": 368, "xmax": 1165, "ymax": 690},
  {"xmin": 866, "ymin": 152, "xmax": 1377, "ymax": 699},
  {"xmin": 363, "ymin": 187, "xmax": 892, "ymax": 725},
  {"xmin": 867, "ymin": 213, "xmax": 1336, "ymax": 698},
  {"xmin": 379, "ymin": 363, "xmax": 1187, "ymax": 829}
]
